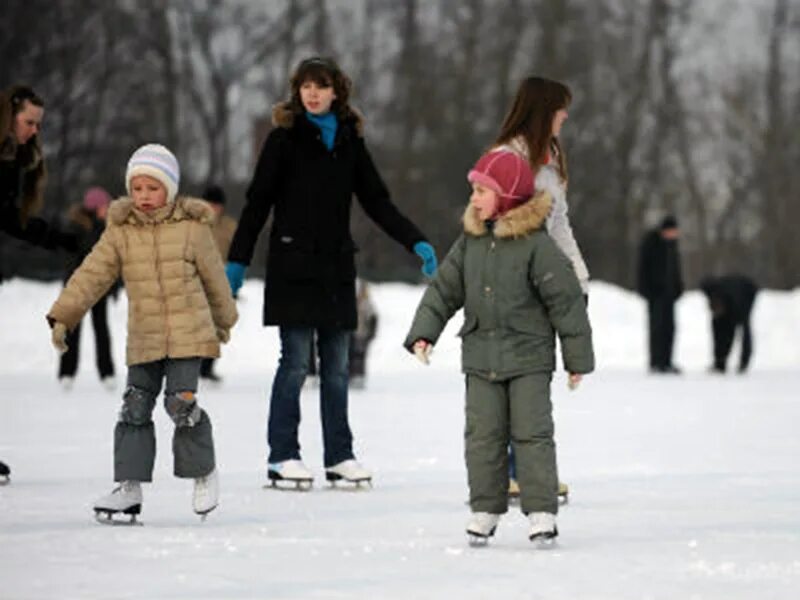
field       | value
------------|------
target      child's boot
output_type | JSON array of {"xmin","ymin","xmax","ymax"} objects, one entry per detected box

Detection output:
[
  {"xmin": 528, "ymin": 512, "xmax": 558, "ymax": 547},
  {"xmin": 466, "ymin": 512, "xmax": 501, "ymax": 546},
  {"xmin": 193, "ymin": 468, "xmax": 219, "ymax": 518},
  {"xmin": 94, "ymin": 481, "xmax": 142, "ymax": 524}
]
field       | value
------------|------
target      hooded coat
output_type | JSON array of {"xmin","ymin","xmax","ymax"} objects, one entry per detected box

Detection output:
[
  {"xmin": 227, "ymin": 103, "xmax": 427, "ymax": 330},
  {"xmin": 404, "ymin": 193, "xmax": 594, "ymax": 380},
  {"xmin": 48, "ymin": 197, "xmax": 238, "ymax": 366}
]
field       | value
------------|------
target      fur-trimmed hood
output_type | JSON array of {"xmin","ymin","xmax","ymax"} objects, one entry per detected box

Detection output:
[
  {"xmin": 463, "ymin": 192, "xmax": 553, "ymax": 239},
  {"xmin": 108, "ymin": 196, "xmax": 215, "ymax": 227},
  {"xmin": 271, "ymin": 101, "xmax": 365, "ymax": 137}
]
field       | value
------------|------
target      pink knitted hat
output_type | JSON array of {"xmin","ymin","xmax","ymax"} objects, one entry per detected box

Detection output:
[
  {"xmin": 83, "ymin": 186, "xmax": 112, "ymax": 211},
  {"xmin": 467, "ymin": 149, "xmax": 534, "ymax": 214}
]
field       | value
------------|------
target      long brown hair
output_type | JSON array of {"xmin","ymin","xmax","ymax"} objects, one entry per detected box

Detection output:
[
  {"xmin": 494, "ymin": 76, "xmax": 572, "ymax": 183},
  {"xmin": 287, "ymin": 57, "xmax": 354, "ymax": 121},
  {"xmin": 0, "ymin": 84, "xmax": 46, "ymax": 223}
]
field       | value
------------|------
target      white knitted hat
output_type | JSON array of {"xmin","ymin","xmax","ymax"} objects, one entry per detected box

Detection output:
[{"xmin": 125, "ymin": 144, "xmax": 180, "ymax": 203}]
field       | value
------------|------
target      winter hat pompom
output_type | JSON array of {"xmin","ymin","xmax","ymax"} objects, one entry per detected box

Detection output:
[
  {"xmin": 125, "ymin": 144, "xmax": 180, "ymax": 203},
  {"xmin": 468, "ymin": 149, "xmax": 534, "ymax": 214},
  {"xmin": 82, "ymin": 186, "xmax": 111, "ymax": 211}
]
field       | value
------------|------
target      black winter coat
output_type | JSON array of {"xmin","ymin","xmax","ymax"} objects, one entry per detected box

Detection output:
[
  {"xmin": 636, "ymin": 229, "xmax": 683, "ymax": 301},
  {"xmin": 228, "ymin": 104, "xmax": 427, "ymax": 329},
  {"xmin": 699, "ymin": 275, "xmax": 758, "ymax": 321},
  {"xmin": 0, "ymin": 141, "xmax": 75, "ymax": 252}
]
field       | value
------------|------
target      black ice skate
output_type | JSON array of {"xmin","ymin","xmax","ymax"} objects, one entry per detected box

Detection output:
[
  {"xmin": 0, "ymin": 460, "xmax": 10, "ymax": 485},
  {"xmin": 325, "ymin": 459, "xmax": 372, "ymax": 489},
  {"xmin": 93, "ymin": 481, "xmax": 143, "ymax": 526},
  {"xmin": 266, "ymin": 459, "xmax": 314, "ymax": 491}
]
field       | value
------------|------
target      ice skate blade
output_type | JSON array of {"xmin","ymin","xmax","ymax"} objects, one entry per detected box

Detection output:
[
  {"xmin": 325, "ymin": 472, "xmax": 373, "ymax": 486},
  {"xmin": 326, "ymin": 477, "xmax": 372, "ymax": 491},
  {"xmin": 195, "ymin": 504, "xmax": 218, "ymax": 520},
  {"xmin": 94, "ymin": 508, "xmax": 143, "ymax": 526},
  {"xmin": 263, "ymin": 478, "xmax": 313, "ymax": 492},
  {"xmin": 529, "ymin": 533, "xmax": 558, "ymax": 549},
  {"xmin": 467, "ymin": 527, "xmax": 496, "ymax": 547}
]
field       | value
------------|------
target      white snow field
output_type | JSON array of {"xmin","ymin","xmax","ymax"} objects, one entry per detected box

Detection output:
[{"xmin": 1, "ymin": 279, "xmax": 798, "ymax": 600}]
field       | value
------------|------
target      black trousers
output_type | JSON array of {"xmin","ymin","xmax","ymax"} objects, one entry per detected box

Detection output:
[
  {"xmin": 712, "ymin": 316, "xmax": 753, "ymax": 372},
  {"xmin": 647, "ymin": 296, "xmax": 676, "ymax": 369},
  {"xmin": 59, "ymin": 293, "xmax": 114, "ymax": 379}
]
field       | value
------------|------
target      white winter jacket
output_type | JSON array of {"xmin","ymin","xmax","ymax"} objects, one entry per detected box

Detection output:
[{"xmin": 499, "ymin": 138, "xmax": 590, "ymax": 293}]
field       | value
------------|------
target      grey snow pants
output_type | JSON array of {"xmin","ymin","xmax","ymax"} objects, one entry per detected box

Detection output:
[
  {"xmin": 114, "ymin": 357, "xmax": 215, "ymax": 482},
  {"xmin": 465, "ymin": 372, "xmax": 558, "ymax": 515}
]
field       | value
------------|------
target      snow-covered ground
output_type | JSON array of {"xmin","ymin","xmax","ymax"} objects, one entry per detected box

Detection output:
[{"xmin": 1, "ymin": 279, "xmax": 798, "ymax": 600}]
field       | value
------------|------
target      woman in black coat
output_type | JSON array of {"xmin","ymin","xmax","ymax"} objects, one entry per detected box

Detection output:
[
  {"xmin": 0, "ymin": 84, "xmax": 77, "ymax": 483},
  {"xmin": 226, "ymin": 57, "xmax": 436, "ymax": 488}
]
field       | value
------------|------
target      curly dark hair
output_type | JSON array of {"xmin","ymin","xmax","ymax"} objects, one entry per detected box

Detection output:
[{"xmin": 287, "ymin": 57, "xmax": 353, "ymax": 120}]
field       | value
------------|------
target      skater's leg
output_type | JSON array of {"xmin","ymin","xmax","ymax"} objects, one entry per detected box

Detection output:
[
  {"xmin": 664, "ymin": 299, "xmax": 676, "ymax": 368},
  {"xmin": 163, "ymin": 358, "xmax": 213, "ymax": 479},
  {"xmin": 58, "ymin": 318, "xmax": 82, "ymax": 379},
  {"xmin": 91, "ymin": 294, "xmax": 115, "ymax": 379},
  {"xmin": 508, "ymin": 445, "xmax": 517, "ymax": 480},
  {"xmin": 465, "ymin": 374, "xmax": 510, "ymax": 515},
  {"xmin": 114, "ymin": 361, "xmax": 162, "ymax": 482},
  {"xmin": 510, "ymin": 373, "xmax": 558, "ymax": 515},
  {"xmin": 713, "ymin": 316, "xmax": 735, "ymax": 372},
  {"xmin": 739, "ymin": 318, "xmax": 753, "ymax": 373},
  {"xmin": 268, "ymin": 327, "xmax": 313, "ymax": 464},
  {"xmin": 317, "ymin": 328, "xmax": 355, "ymax": 467}
]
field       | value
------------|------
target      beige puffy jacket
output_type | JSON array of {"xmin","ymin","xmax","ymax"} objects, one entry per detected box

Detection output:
[{"xmin": 48, "ymin": 197, "xmax": 238, "ymax": 366}]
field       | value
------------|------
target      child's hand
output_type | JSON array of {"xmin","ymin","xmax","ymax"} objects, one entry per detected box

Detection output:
[
  {"xmin": 413, "ymin": 340, "xmax": 432, "ymax": 365},
  {"xmin": 216, "ymin": 328, "xmax": 230, "ymax": 344},
  {"xmin": 567, "ymin": 373, "xmax": 582, "ymax": 390},
  {"xmin": 51, "ymin": 322, "xmax": 68, "ymax": 355}
]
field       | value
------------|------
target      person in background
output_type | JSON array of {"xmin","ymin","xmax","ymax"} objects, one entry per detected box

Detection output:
[
  {"xmin": 699, "ymin": 274, "xmax": 758, "ymax": 374},
  {"xmin": 58, "ymin": 186, "xmax": 117, "ymax": 391},
  {"xmin": 199, "ymin": 184, "xmax": 238, "ymax": 383},
  {"xmin": 637, "ymin": 216, "xmax": 684, "ymax": 374},
  {"xmin": 348, "ymin": 278, "xmax": 378, "ymax": 389},
  {"xmin": 492, "ymin": 76, "xmax": 588, "ymax": 502},
  {"xmin": 225, "ymin": 56, "xmax": 436, "ymax": 489},
  {"xmin": 0, "ymin": 84, "xmax": 77, "ymax": 484}
]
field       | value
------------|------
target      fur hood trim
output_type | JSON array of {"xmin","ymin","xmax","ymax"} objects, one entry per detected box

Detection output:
[
  {"xmin": 463, "ymin": 192, "xmax": 553, "ymax": 239},
  {"xmin": 271, "ymin": 101, "xmax": 365, "ymax": 137},
  {"xmin": 108, "ymin": 196, "xmax": 215, "ymax": 227}
]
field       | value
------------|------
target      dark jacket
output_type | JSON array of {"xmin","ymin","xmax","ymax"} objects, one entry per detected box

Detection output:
[
  {"xmin": 0, "ymin": 137, "xmax": 75, "ymax": 252},
  {"xmin": 404, "ymin": 193, "xmax": 594, "ymax": 380},
  {"xmin": 636, "ymin": 229, "xmax": 683, "ymax": 301},
  {"xmin": 699, "ymin": 275, "xmax": 758, "ymax": 322},
  {"xmin": 228, "ymin": 103, "xmax": 427, "ymax": 329}
]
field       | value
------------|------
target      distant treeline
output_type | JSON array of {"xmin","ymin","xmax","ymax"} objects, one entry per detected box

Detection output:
[{"xmin": 2, "ymin": 0, "xmax": 798, "ymax": 288}]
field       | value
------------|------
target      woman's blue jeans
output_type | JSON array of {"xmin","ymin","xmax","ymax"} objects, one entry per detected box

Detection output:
[{"xmin": 268, "ymin": 327, "xmax": 355, "ymax": 467}]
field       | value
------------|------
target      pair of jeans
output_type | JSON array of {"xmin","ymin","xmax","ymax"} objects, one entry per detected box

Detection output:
[{"xmin": 268, "ymin": 327, "xmax": 354, "ymax": 468}]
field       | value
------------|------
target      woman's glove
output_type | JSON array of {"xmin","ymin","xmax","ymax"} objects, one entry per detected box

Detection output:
[
  {"xmin": 225, "ymin": 262, "xmax": 246, "ymax": 296},
  {"xmin": 217, "ymin": 328, "xmax": 230, "ymax": 344},
  {"xmin": 413, "ymin": 241, "xmax": 438, "ymax": 277},
  {"xmin": 51, "ymin": 322, "xmax": 69, "ymax": 354}
]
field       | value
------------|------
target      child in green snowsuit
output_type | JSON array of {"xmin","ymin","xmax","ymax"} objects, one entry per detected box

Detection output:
[{"xmin": 404, "ymin": 148, "xmax": 594, "ymax": 545}]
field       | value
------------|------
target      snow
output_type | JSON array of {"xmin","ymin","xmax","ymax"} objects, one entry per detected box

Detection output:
[{"xmin": 1, "ymin": 278, "xmax": 799, "ymax": 599}]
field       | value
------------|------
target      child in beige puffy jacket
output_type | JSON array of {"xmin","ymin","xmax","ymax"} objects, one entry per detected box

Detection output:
[{"xmin": 47, "ymin": 144, "xmax": 237, "ymax": 523}]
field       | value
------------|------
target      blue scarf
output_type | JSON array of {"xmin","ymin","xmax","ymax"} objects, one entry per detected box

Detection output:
[{"xmin": 305, "ymin": 111, "xmax": 338, "ymax": 150}]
